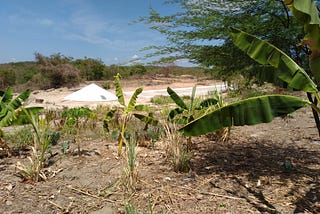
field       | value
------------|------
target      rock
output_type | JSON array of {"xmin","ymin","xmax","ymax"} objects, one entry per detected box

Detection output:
[{"xmin": 90, "ymin": 206, "xmax": 116, "ymax": 214}]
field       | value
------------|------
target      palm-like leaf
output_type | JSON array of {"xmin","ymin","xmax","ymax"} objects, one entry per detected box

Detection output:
[
  {"xmin": 127, "ymin": 88, "xmax": 143, "ymax": 113},
  {"xmin": 114, "ymin": 73, "xmax": 125, "ymax": 106},
  {"xmin": 103, "ymin": 109, "xmax": 117, "ymax": 132},
  {"xmin": 180, "ymin": 95, "xmax": 308, "ymax": 136},
  {"xmin": 133, "ymin": 113, "xmax": 159, "ymax": 127},
  {"xmin": 0, "ymin": 88, "xmax": 31, "ymax": 127},
  {"xmin": 230, "ymin": 27, "xmax": 318, "ymax": 93},
  {"xmin": 167, "ymin": 87, "xmax": 188, "ymax": 110}
]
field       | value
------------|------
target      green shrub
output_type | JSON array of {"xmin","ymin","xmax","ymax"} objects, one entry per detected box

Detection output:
[{"xmin": 4, "ymin": 126, "xmax": 34, "ymax": 149}]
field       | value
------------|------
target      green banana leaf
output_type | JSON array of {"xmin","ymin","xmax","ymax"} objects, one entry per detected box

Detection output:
[
  {"xmin": 126, "ymin": 88, "xmax": 143, "ymax": 113},
  {"xmin": 285, "ymin": 0, "xmax": 320, "ymax": 84},
  {"xmin": 103, "ymin": 109, "xmax": 117, "ymax": 132},
  {"xmin": 230, "ymin": 27, "xmax": 318, "ymax": 93},
  {"xmin": 0, "ymin": 88, "xmax": 31, "ymax": 126},
  {"xmin": 167, "ymin": 87, "xmax": 188, "ymax": 110},
  {"xmin": 133, "ymin": 113, "xmax": 159, "ymax": 127},
  {"xmin": 9, "ymin": 107, "xmax": 44, "ymax": 127},
  {"xmin": 114, "ymin": 73, "xmax": 125, "ymax": 106},
  {"xmin": 285, "ymin": 0, "xmax": 320, "ymax": 26},
  {"xmin": 180, "ymin": 95, "xmax": 308, "ymax": 136}
]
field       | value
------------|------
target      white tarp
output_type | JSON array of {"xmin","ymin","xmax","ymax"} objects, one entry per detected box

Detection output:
[{"xmin": 64, "ymin": 83, "xmax": 118, "ymax": 102}]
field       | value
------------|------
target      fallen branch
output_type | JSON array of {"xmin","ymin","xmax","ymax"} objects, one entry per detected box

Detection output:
[
  {"xmin": 67, "ymin": 185, "xmax": 115, "ymax": 203},
  {"xmin": 178, "ymin": 186, "xmax": 246, "ymax": 201},
  {"xmin": 47, "ymin": 200, "xmax": 64, "ymax": 210}
]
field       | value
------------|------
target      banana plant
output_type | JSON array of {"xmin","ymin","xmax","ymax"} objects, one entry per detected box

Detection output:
[
  {"xmin": 0, "ymin": 87, "xmax": 43, "ymax": 155},
  {"xmin": 167, "ymin": 86, "xmax": 218, "ymax": 124},
  {"xmin": 104, "ymin": 73, "xmax": 158, "ymax": 156},
  {"xmin": 167, "ymin": 86, "xmax": 218, "ymax": 148},
  {"xmin": 180, "ymin": 0, "xmax": 320, "ymax": 137}
]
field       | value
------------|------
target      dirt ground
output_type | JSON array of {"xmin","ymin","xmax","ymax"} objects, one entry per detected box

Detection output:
[{"xmin": 0, "ymin": 75, "xmax": 320, "ymax": 214}]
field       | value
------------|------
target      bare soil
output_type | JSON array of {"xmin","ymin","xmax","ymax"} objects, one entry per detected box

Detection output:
[{"xmin": 1, "ymin": 75, "xmax": 320, "ymax": 214}]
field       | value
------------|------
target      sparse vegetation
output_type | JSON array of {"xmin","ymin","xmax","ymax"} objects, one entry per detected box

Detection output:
[{"xmin": 1, "ymin": 1, "xmax": 320, "ymax": 213}]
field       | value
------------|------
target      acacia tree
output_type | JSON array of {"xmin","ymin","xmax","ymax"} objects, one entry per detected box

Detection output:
[
  {"xmin": 180, "ymin": 0, "xmax": 320, "ymax": 138},
  {"xmin": 142, "ymin": 0, "xmax": 310, "ymax": 78}
]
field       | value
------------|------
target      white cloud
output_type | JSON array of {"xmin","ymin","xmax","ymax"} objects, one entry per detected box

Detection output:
[{"xmin": 131, "ymin": 54, "xmax": 140, "ymax": 59}]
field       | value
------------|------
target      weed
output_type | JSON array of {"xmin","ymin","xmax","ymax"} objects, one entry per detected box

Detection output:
[
  {"xmin": 4, "ymin": 126, "xmax": 34, "ymax": 149},
  {"xmin": 163, "ymin": 123, "xmax": 192, "ymax": 173},
  {"xmin": 123, "ymin": 136, "xmax": 138, "ymax": 192},
  {"xmin": 150, "ymin": 95, "xmax": 173, "ymax": 105},
  {"xmin": 125, "ymin": 201, "xmax": 139, "ymax": 214},
  {"xmin": 16, "ymin": 110, "xmax": 57, "ymax": 181},
  {"xmin": 61, "ymin": 107, "xmax": 97, "ymax": 155}
]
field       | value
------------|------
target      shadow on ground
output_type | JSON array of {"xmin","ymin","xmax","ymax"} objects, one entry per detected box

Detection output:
[{"xmin": 191, "ymin": 136, "xmax": 320, "ymax": 213}]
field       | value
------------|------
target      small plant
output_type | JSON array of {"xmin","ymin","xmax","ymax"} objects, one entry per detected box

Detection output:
[
  {"xmin": 125, "ymin": 201, "xmax": 139, "ymax": 214},
  {"xmin": 150, "ymin": 95, "xmax": 173, "ymax": 105},
  {"xmin": 163, "ymin": 123, "xmax": 192, "ymax": 172},
  {"xmin": 0, "ymin": 87, "xmax": 33, "ymax": 156},
  {"xmin": 123, "ymin": 137, "xmax": 138, "ymax": 192},
  {"xmin": 102, "ymin": 82, "xmax": 111, "ymax": 90},
  {"xmin": 104, "ymin": 73, "xmax": 158, "ymax": 156},
  {"xmin": 167, "ymin": 86, "xmax": 218, "ymax": 150},
  {"xmin": 61, "ymin": 107, "xmax": 97, "ymax": 155},
  {"xmin": 4, "ymin": 126, "xmax": 34, "ymax": 149},
  {"xmin": 16, "ymin": 108, "xmax": 56, "ymax": 181}
]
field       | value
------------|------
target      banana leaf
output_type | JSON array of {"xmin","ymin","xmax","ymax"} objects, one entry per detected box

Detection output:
[
  {"xmin": 133, "ymin": 113, "xmax": 159, "ymax": 127},
  {"xmin": 126, "ymin": 88, "xmax": 143, "ymax": 113},
  {"xmin": 0, "ymin": 88, "xmax": 31, "ymax": 126},
  {"xmin": 167, "ymin": 87, "xmax": 188, "ymax": 110},
  {"xmin": 8, "ymin": 107, "xmax": 44, "ymax": 127},
  {"xmin": 114, "ymin": 73, "xmax": 125, "ymax": 106},
  {"xmin": 180, "ymin": 95, "xmax": 308, "ymax": 136},
  {"xmin": 285, "ymin": 0, "xmax": 320, "ymax": 84},
  {"xmin": 230, "ymin": 27, "xmax": 318, "ymax": 93},
  {"xmin": 103, "ymin": 109, "xmax": 117, "ymax": 132}
]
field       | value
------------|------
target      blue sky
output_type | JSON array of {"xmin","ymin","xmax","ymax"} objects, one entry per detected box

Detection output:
[{"xmin": 0, "ymin": 0, "xmax": 188, "ymax": 65}]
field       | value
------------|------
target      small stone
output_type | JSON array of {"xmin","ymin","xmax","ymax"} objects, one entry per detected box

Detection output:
[
  {"xmin": 6, "ymin": 200, "xmax": 13, "ymax": 206},
  {"xmin": 5, "ymin": 184, "xmax": 14, "ymax": 191},
  {"xmin": 163, "ymin": 177, "xmax": 171, "ymax": 181}
]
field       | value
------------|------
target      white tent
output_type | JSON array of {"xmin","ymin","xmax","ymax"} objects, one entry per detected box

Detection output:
[{"xmin": 64, "ymin": 83, "xmax": 118, "ymax": 102}]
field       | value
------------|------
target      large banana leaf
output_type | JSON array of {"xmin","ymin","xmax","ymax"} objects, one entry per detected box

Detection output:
[
  {"xmin": 285, "ymin": 0, "xmax": 320, "ymax": 83},
  {"xmin": 180, "ymin": 95, "xmax": 308, "ymax": 136},
  {"xmin": 114, "ymin": 73, "xmax": 125, "ymax": 106},
  {"xmin": 167, "ymin": 87, "xmax": 188, "ymax": 110},
  {"xmin": 230, "ymin": 27, "xmax": 318, "ymax": 93}
]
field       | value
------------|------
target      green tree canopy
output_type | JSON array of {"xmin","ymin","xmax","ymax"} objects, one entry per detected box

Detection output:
[{"xmin": 141, "ymin": 0, "xmax": 315, "ymax": 77}]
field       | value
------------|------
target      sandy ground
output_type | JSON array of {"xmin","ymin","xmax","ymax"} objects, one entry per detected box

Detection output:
[{"xmin": 27, "ymin": 77, "xmax": 224, "ymax": 109}]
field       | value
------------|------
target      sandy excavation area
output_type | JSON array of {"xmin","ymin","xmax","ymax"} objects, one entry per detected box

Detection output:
[{"xmin": 27, "ymin": 75, "xmax": 224, "ymax": 109}]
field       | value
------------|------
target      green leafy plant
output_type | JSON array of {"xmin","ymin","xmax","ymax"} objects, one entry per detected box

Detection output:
[
  {"xmin": 163, "ymin": 123, "xmax": 192, "ymax": 172},
  {"xmin": 104, "ymin": 73, "xmax": 158, "ymax": 156},
  {"xmin": 167, "ymin": 86, "xmax": 218, "ymax": 149},
  {"xmin": 4, "ymin": 126, "xmax": 34, "ymax": 149},
  {"xmin": 122, "ymin": 137, "xmax": 138, "ymax": 192},
  {"xmin": 61, "ymin": 107, "xmax": 97, "ymax": 155},
  {"xmin": 16, "ymin": 107, "xmax": 56, "ymax": 182},
  {"xmin": 0, "ymin": 87, "xmax": 37, "ymax": 156},
  {"xmin": 180, "ymin": 0, "xmax": 320, "ymax": 137}
]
